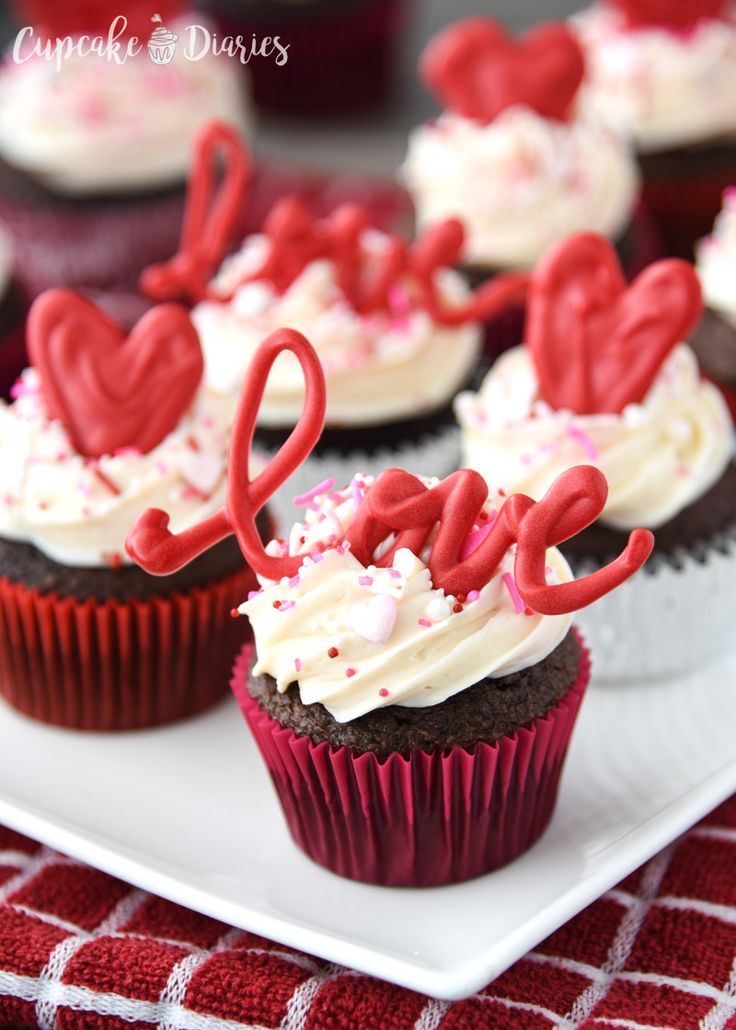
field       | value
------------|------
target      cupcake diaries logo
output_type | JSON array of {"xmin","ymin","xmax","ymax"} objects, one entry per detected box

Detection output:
[{"xmin": 11, "ymin": 14, "xmax": 289, "ymax": 71}]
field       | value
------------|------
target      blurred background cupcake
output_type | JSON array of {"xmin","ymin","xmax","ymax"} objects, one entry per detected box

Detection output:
[
  {"xmin": 0, "ymin": 1, "xmax": 250, "ymax": 305},
  {"xmin": 572, "ymin": 0, "xmax": 736, "ymax": 258},
  {"xmin": 209, "ymin": 0, "xmax": 410, "ymax": 117},
  {"xmin": 691, "ymin": 187, "xmax": 736, "ymax": 419},
  {"xmin": 0, "ymin": 289, "xmax": 264, "ymax": 730},
  {"xmin": 401, "ymin": 17, "xmax": 643, "ymax": 280},
  {"xmin": 0, "ymin": 222, "xmax": 28, "ymax": 399},
  {"xmin": 456, "ymin": 233, "xmax": 736, "ymax": 681}
]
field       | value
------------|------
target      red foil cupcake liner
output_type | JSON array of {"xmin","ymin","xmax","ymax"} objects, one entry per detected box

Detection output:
[
  {"xmin": 231, "ymin": 632, "xmax": 591, "ymax": 887},
  {"xmin": 0, "ymin": 565, "xmax": 257, "ymax": 731}
]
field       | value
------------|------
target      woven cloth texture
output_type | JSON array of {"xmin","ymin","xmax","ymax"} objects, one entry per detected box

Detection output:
[{"xmin": 2, "ymin": 795, "xmax": 736, "ymax": 1029}]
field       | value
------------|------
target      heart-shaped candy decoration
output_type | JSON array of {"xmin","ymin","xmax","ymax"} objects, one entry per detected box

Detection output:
[
  {"xmin": 526, "ymin": 234, "xmax": 702, "ymax": 415},
  {"xmin": 347, "ymin": 593, "xmax": 398, "ymax": 645},
  {"xmin": 611, "ymin": 0, "xmax": 728, "ymax": 30},
  {"xmin": 421, "ymin": 17, "xmax": 585, "ymax": 124},
  {"xmin": 28, "ymin": 289, "xmax": 203, "ymax": 459}
]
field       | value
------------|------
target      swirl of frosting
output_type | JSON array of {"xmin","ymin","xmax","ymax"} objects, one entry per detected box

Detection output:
[
  {"xmin": 0, "ymin": 368, "xmax": 229, "ymax": 567},
  {"xmin": 241, "ymin": 476, "xmax": 573, "ymax": 722},
  {"xmin": 696, "ymin": 188, "xmax": 736, "ymax": 326},
  {"xmin": 400, "ymin": 107, "xmax": 639, "ymax": 271},
  {"xmin": 192, "ymin": 230, "xmax": 481, "ymax": 427},
  {"xmin": 0, "ymin": 20, "xmax": 249, "ymax": 194},
  {"xmin": 456, "ymin": 343, "xmax": 733, "ymax": 530},
  {"xmin": 572, "ymin": 5, "xmax": 736, "ymax": 152}
]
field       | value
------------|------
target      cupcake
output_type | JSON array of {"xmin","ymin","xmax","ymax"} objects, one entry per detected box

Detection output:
[
  {"xmin": 456, "ymin": 233, "xmax": 736, "ymax": 681},
  {"xmin": 0, "ymin": 222, "xmax": 28, "ymax": 399},
  {"xmin": 142, "ymin": 123, "xmax": 529, "ymax": 529},
  {"xmin": 210, "ymin": 0, "xmax": 408, "ymax": 116},
  {"xmin": 401, "ymin": 17, "xmax": 642, "ymax": 279},
  {"xmin": 127, "ymin": 326, "xmax": 651, "ymax": 885},
  {"xmin": 691, "ymin": 187, "xmax": 736, "ymax": 419},
  {"xmin": 0, "ymin": 288, "xmax": 264, "ymax": 730},
  {"xmin": 0, "ymin": 6, "xmax": 250, "ymax": 301},
  {"xmin": 572, "ymin": 0, "xmax": 736, "ymax": 257}
]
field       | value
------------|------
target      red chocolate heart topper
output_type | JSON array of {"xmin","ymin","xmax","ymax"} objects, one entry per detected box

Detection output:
[
  {"xmin": 126, "ymin": 329, "xmax": 652, "ymax": 614},
  {"xmin": 421, "ymin": 17, "xmax": 585, "ymax": 124},
  {"xmin": 27, "ymin": 289, "xmax": 203, "ymax": 459},
  {"xmin": 141, "ymin": 121, "xmax": 530, "ymax": 325},
  {"xmin": 611, "ymin": 0, "xmax": 729, "ymax": 31},
  {"xmin": 526, "ymin": 234, "xmax": 703, "ymax": 416}
]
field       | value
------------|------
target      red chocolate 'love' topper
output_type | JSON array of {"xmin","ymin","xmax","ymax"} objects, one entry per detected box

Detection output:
[
  {"xmin": 140, "ymin": 121, "xmax": 529, "ymax": 324},
  {"xmin": 28, "ymin": 289, "xmax": 203, "ymax": 459},
  {"xmin": 526, "ymin": 233, "xmax": 703, "ymax": 416},
  {"xmin": 421, "ymin": 18, "xmax": 585, "ymax": 124},
  {"xmin": 14, "ymin": 0, "xmax": 183, "ymax": 41},
  {"xmin": 611, "ymin": 0, "xmax": 729, "ymax": 30},
  {"xmin": 126, "ymin": 328, "xmax": 652, "ymax": 614},
  {"xmin": 141, "ymin": 120, "xmax": 251, "ymax": 304}
]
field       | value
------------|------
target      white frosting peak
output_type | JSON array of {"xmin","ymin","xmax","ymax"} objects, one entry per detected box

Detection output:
[
  {"xmin": 0, "ymin": 20, "xmax": 249, "ymax": 194},
  {"xmin": 696, "ymin": 189, "xmax": 736, "ymax": 326},
  {"xmin": 193, "ymin": 229, "xmax": 481, "ymax": 426},
  {"xmin": 456, "ymin": 344, "xmax": 733, "ymax": 530},
  {"xmin": 573, "ymin": 4, "xmax": 736, "ymax": 151},
  {"xmin": 241, "ymin": 475, "xmax": 573, "ymax": 722},
  {"xmin": 401, "ymin": 107, "xmax": 639, "ymax": 270},
  {"xmin": 0, "ymin": 368, "xmax": 230, "ymax": 567}
]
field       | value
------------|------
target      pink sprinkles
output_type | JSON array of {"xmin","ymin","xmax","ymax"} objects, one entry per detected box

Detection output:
[
  {"xmin": 294, "ymin": 658, "xmax": 302, "ymax": 673},
  {"xmin": 293, "ymin": 478, "xmax": 335, "ymax": 508},
  {"xmin": 277, "ymin": 600, "xmax": 296, "ymax": 612},
  {"xmin": 379, "ymin": 688, "xmax": 389, "ymax": 698},
  {"xmin": 346, "ymin": 667, "xmax": 357, "ymax": 678},
  {"xmin": 566, "ymin": 425, "xmax": 599, "ymax": 461},
  {"xmin": 502, "ymin": 572, "xmax": 525, "ymax": 614},
  {"xmin": 418, "ymin": 618, "xmax": 432, "ymax": 627},
  {"xmin": 358, "ymin": 575, "xmax": 373, "ymax": 586}
]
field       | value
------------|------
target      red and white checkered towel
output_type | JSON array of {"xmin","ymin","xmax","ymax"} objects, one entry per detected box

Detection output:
[{"xmin": 2, "ymin": 796, "xmax": 736, "ymax": 1028}]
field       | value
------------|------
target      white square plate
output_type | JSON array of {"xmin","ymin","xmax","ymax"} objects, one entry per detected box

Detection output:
[{"xmin": 1, "ymin": 649, "xmax": 735, "ymax": 1001}]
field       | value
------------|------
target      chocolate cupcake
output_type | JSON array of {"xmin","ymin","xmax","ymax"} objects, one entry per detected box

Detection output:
[
  {"xmin": 0, "ymin": 6, "xmax": 250, "ymax": 301},
  {"xmin": 128, "ymin": 326, "xmax": 651, "ymax": 885},
  {"xmin": 691, "ymin": 188, "xmax": 736, "ymax": 418},
  {"xmin": 572, "ymin": 0, "xmax": 736, "ymax": 257},
  {"xmin": 0, "ymin": 289, "xmax": 262, "ymax": 730},
  {"xmin": 401, "ymin": 17, "xmax": 642, "ymax": 279},
  {"xmin": 456, "ymin": 233, "xmax": 736, "ymax": 681},
  {"xmin": 142, "ymin": 123, "xmax": 528, "ymax": 530}
]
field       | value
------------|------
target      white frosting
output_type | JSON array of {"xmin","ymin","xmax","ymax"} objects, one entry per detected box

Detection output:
[
  {"xmin": 0, "ymin": 368, "xmax": 230, "ymax": 567},
  {"xmin": 192, "ymin": 230, "xmax": 481, "ymax": 427},
  {"xmin": 241, "ymin": 476, "xmax": 573, "ymax": 722},
  {"xmin": 573, "ymin": 5, "xmax": 736, "ymax": 152},
  {"xmin": 400, "ymin": 107, "xmax": 639, "ymax": 270},
  {"xmin": 456, "ymin": 344, "xmax": 733, "ymax": 530},
  {"xmin": 0, "ymin": 22, "xmax": 249, "ymax": 194},
  {"xmin": 696, "ymin": 188, "xmax": 736, "ymax": 326}
]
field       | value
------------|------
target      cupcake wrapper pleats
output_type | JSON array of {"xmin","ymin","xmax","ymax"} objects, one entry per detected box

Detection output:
[
  {"xmin": 0, "ymin": 566, "xmax": 258, "ymax": 730},
  {"xmin": 231, "ymin": 632, "xmax": 591, "ymax": 886}
]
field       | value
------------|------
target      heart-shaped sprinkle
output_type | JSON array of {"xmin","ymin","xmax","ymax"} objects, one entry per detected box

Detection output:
[
  {"xmin": 611, "ymin": 0, "xmax": 728, "ymax": 30},
  {"xmin": 526, "ymin": 234, "xmax": 703, "ymax": 415},
  {"xmin": 421, "ymin": 17, "xmax": 585, "ymax": 124},
  {"xmin": 347, "ymin": 593, "xmax": 398, "ymax": 644},
  {"xmin": 28, "ymin": 289, "xmax": 203, "ymax": 459},
  {"xmin": 177, "ymin": 450, "xmax": 223, "ymax": 497}
]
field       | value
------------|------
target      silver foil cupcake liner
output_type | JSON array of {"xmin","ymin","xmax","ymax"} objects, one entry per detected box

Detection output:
[{"xmin": 570, "ymin": 522, "xmax": 736, "ymax": 683}]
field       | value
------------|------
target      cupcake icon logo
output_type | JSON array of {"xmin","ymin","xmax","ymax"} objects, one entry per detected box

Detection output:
[{"xmin": 147, "ymin": 13, "xmax": 178, "ymax": 65}]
